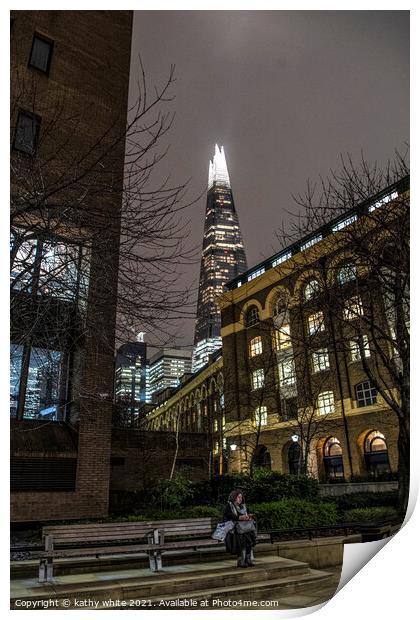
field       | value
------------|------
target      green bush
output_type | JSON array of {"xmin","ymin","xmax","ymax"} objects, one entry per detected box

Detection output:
[
  {"xmin": 252, "ymin": 499, "xmax": 338, "ymax": 531},
  {"xmin": 331, "ymin": 491, "xmax": 398, "ymax": 515},
  {"xmin": 343, "ymin": 507, "xmax": 399, "ymax": 523},
  {"xmin": 191, "ymin": 472, "xmax": 319, "ymax": 505}
]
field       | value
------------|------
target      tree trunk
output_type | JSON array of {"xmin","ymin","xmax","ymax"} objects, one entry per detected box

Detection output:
[{"xmin": 397, "ymin": 412, "xmax": 410, "ymax": 516}]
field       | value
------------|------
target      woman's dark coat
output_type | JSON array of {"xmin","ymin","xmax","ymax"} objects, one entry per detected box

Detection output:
[{"xmin": 223, "ymin": 502, "xmax": 257, "ymax": 556}]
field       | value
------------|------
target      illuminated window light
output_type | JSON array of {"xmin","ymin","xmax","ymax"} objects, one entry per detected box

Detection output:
[
  {"xmin": 300, "ymin": 235, "xmax": 322, "ymax": 252},
  {"xmin": 332, "ymin": 214, "xmax": 357, "ymax": 232},
  {"xmin": 272, "ymin": 251, "xmax": 292, "ymax": 268}
]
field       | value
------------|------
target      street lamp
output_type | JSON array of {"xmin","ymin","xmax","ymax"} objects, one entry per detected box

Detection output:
[
  {"xmin": 291, "ymin": 434, "xmax": 299, "ymax": 443},
  {"xmin": 230, "ymin": 443, "xmax": 237, "ymax": 451}
]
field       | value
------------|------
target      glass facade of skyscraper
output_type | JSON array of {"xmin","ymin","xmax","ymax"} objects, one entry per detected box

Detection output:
[{"xmin": 192, "ymin": 145, "xmax": 247, "ymax": 372}]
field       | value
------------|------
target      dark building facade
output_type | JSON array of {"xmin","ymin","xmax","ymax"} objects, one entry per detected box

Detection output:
[
  {"xmin": 192, "ymin": 145, "xmax": 247, "ymax": 372},
  {"xmin": 10, "ymin": 10, "xmax": 133, "ymax": 521}
]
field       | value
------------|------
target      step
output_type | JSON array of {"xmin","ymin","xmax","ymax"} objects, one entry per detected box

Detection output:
[
  {"xmin": 137, "ymin": 569, "xmax": 335, "ymax": 609},
  {"xmin": 11, "ymin": 556, "xmax": 319, "ymax": 606}
]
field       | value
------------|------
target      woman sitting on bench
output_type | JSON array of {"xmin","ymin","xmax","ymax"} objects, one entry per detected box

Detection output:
[{"xmin": 223, "ymin": 489, "xmax": 257, "ymax": 568}]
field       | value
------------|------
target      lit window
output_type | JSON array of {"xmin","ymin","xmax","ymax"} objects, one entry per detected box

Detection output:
[
  {"xmin": 249, "ymin": 336, "xmax": 262, "ymax": 358},
  {"xmin": 254, "ymin": 406, "xmax": 268, "ymax": 427},
  {"xmin": 303, "ymin": 278, "xmax": 320, "ymax": 301},
  {"xmin": 29, "ymin": 33, "xmax": 54, "ymax": 74},
  {"xmin": 343, "ymin": 296, "xmax": 363, "ymax": 320},
  {"xmin": 10, "ymin": 345, "xmax": 62, "ymax": 419},
  {"xmin": 308, "ymin": 311, "xmax": 325, "ymax": 335},
  {"xmin": 337, "ymin": 263, "xmax": 357, "ymax": 285},
  {"xmin": 278, "ymin": 358, "xmax": 296, "ymax": 386},
  {"xmin": 246, "ymin": 306, "xmax": 260, "ymax": 327},
  {"xmin": 332, "ymin": 214, "xmax": 357, "ymax": 232},
  {"xmin": 301, "ymin": 235, "xmax": 322, "ymax": 252},
  {"xmin": 355, "ymin": 381, "xmax": 377, "ymax": 407},
  {"xmin": 369, "ymin": 191, "xmax": 398, "ymax": 213},
  {"xmin": 272, "ymin": 326, "xmax": 291, "ymax": 350},
  {"xmin": 317, "ymin": 391, "xmax": 335, "ymax": 415},
  {"xmin": 349, "ymin": 336, "xmax": 371, "ymax": 362},
  {"xmin": 248, "ymin": 267, "xmax": 265, "ymax": 281},
  {"xmin": 272, "ymin": 251, "xmax": 292, "ymax": 268},
  {"xmin": 252, "ymin": 369, "xmax": 264, "ymax": 390},
  {"xmin": 312, "ymin": 348, "xmax": 330, "ymax": 372},
  {"xmin": 10, "ymin": 229, "xmax": 37, "ymax": 292},
  {"xmin": 13, "ymin": 111, "xmax": 40, "ymax": 155}
]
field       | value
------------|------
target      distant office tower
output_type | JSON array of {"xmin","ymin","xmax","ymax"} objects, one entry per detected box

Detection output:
[
  {"xmin": 115, "ymin": 339, "xmax": 148, "ymax": 412},
  {"xmin": 148, "ymin": 348, "xmax": 192, "ymax": 402},
  {"xmin": 192, "ymin": 145, "xmax": 247, "ymax": 372}
]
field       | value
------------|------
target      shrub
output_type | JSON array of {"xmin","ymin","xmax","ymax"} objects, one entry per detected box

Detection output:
[
  {"xmin": 146, "ymin": 472, "xmax": 195, "ymax": 510},
  {"xmin": 252, "ymin": 499, "xmax": 338, "ymax": 531},
  {"xmin": 349, "ymin": 472, "xmax": 398, "ymax": 483},
  {"xmin": 343, "ymin": 507, "xmax": 399, "ymax": 523},
  {"xmin": 191, "ymin": 472, "xmax": 319, "ymax": 505},
  {"xmin": 331, "ymin": 491, "xmax": 399, "ymax": 515}
]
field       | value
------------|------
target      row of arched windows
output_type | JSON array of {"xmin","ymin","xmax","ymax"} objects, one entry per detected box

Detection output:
[{"xmin": 255, "ymin": 430, "xmax": 391, "ymax": 480}]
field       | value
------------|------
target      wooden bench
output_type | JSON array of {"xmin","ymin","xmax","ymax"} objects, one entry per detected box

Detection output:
[{"xmin": 38, "ymin": 518, "xmax": 270, "ymax": 582}]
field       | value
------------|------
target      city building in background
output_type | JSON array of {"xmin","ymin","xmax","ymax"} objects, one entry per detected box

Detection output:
[
  {"xmin": 148, "ymin": 348, "xmax": 192, "ymax": 404},
  {"xmin": 115, "ymin": 334, "xmax": 148, "ymax": 414},
  {"xmin": 192, "ymin": 145, "xmax": 247, "ymax": 372}
]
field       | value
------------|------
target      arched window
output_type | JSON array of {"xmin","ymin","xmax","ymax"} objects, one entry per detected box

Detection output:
[
  {"xmin": 337, "ymin": 262, "xmax": 357, "ymax": 285},
  {"xmin": 303, "ymin": 278, "xmax": 320, "ymax": 301},
  {"xmin": 288, "ymin": 442, "xmax": 301, "ymax": 474},
  {"xmin": 323, "ymin": 437, "xmax": 344, "ymax": 480},
  {"xmin": 253, "ymin": 445, "xmax": 272, "ymax": 469},
  {"xmin": 364, "ymin": 430, "xmax": 390, "ymax": 475},
  {"xmin": 246, "ymin": 305, "xmax": 260, "ymax": 327}
]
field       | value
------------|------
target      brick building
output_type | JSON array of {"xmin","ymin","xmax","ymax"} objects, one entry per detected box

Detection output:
[
  {"xmin": 220, "ymin": 178, "xmax": 408, "ymax": 480},
  {"xmin": 10, "ymin": 11, "xmax": 133, "ymax": 521}
]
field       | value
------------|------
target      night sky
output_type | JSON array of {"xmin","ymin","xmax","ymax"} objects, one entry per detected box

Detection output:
[{"xmin": 129, "ymin": 10, "xmax": 409, "ymax": 351}]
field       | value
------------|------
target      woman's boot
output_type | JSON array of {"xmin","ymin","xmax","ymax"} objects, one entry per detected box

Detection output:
[
  {"xmin": 245, "ymin": 549, "xmax": 255, "ymax": 567},
  {"xmin": 237, "ymin": 549, "xmax": 247, "ymax": 568}
]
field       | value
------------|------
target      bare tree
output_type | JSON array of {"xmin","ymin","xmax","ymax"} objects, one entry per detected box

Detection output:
[
  {"xmin": 276, "ymin": 151, "xmax": 410, "ymax": 512},
  {"xmin": 11, "ymin": 58, "xmax": 197, "ymax": 422}
]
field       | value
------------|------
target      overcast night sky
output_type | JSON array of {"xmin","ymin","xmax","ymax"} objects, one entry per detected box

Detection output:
[{"xmin": 129, "ymin": 10, "xmax": 409, "ymax": 351}]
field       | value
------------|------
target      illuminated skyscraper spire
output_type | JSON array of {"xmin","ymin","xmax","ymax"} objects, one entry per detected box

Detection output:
[
  {"xmin": 208, "ymin": 144, "xmax": 231, "ymax": 189},
  {"xmin": 193, "ymin": 145, "xmax": 247, "ymax": 373}
]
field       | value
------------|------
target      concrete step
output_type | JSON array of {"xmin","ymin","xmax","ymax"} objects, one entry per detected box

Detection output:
[
  {"xmin": 11, "ymin": 556, "xmax": 334, "ymax": 608},
  {"xmin": 139, "ymin": 569, "xmax": 335, "ymax": 609}
]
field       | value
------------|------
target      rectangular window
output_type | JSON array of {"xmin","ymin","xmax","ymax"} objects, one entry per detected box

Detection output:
[
  {"xmin": 272, "ymin": 251, "xmax": 292, "ymax": 268},
  {"xmin": 350, "ymin": 336, "xmax": 371, "ymax": 362},
  {"xmin": 255, "ymin": 406, "xmax": 268, "ymax": 427},
  {"xmin": 369, "ymin": 191, "xmax": 398, "ymax": 213},
  {"xmin": 10, "ymin": 229, "xmax": 38, "ymax": 292},
  {"xmin": 273, "ymin": 325, "xmax": 291, "ymax": 350},
  {"xmin": 278, "ymin": 358, "xmax": 296, "ymax": 386},
  {"xmin": 10, "ymin": 344, "xmax": 23, "ymax": 417},
  {"xmin": 13, "ymin": 111, "xmax": 40, "ymax": 155},
  {"xmin": 343, "ymin": 296, "xmax": 364, "ymax": 320},
  {"xmin": 249, "ymin": 336, "xmax": 262, "ymax": 358},
  {"xmin": 317, "ymin": 391, "xmax": 335, "ymax": 415},
  {"xmin": 332, "ymin": 214, "xmax": 357, "ymax": 232},
  {"xmin": 29, "ymin": 33, "xmax": 54, "ymax": 74},
  {"xmin": 252, "ymin": 369, "xmax": 264, "ymax": 390},
  {"xmin": 247, "ymin": 267, "xmax": 265, "ymax": 282},
  {"xmin": 24, "ymin": 347, "xmax": 62, "ymax": 419},
  {"xmin": 301, "ymin": 234, "xmax": 322, "ymax": 252},
  {"xmin": 312, "ymin": 348, "xmax": 330, "ymax": 372},
  {"xmin": 355, "ymin": 381, "xmax": 377, "ymax": 407},
  {"xmin": 308, "ymin": 311, "xmax": 325, "ymax": 335}
]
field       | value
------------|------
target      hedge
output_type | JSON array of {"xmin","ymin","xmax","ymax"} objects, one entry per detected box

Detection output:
[
  {"xmin": 251, "ymin": 499, "xmax": 338, "ymax": 531},
  {"xmin": 191, "ymin": 471, "xmax": 319, "ymax": 506},
  {"xmin": 331, "ymin": 491, "xmax": 398, "ymax": 516},
  {"xmin": 343, "ymin": 507, "xmax": 399, "ymax": 523}
]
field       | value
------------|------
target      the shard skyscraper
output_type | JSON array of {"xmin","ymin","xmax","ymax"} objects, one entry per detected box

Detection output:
[{"xmin": 192, "ymin": 145, "xmax": 247, "ymax": 372}]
